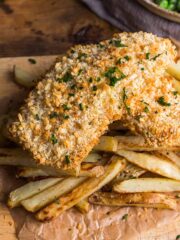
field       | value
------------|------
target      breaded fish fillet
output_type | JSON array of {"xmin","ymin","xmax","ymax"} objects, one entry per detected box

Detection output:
[{"xmin": 9, "ymin": 32, "xmax": 179, "ymax": 172}]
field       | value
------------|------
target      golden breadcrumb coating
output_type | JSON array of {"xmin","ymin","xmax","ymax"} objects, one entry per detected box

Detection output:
[{"xmin": 9, "ymin": 32, "xmax": 179, "ymax": 171}]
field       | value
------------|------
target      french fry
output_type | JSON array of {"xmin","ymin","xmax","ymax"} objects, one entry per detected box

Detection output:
[
  {"xmin": 0, "ymin": 148, "xmax": 37, "ymax": 167},
  {"xmin": 112, "ymin": 163, "xmax": 146, "ymax": 183},
  {"xmin": 89, "ymin": 192, "xmax": 177, "ymax": 210},
  {"xmin": 79, "ymin": 165, "xmax": 105, "ymax": 177},
  {"xmin": 116, "ymin": 136, "xmax": 180, "ymax": 151},
  {"xmin": 116, "ymin": 150, "xmax": 180, "ymax": 180},
  {"xmin": 36, "ymin": 156, "xmax": 126, "ymax": 221},
  {"xmin": 160, "ymin": 151, "xmax": 180, "ymax": 168},
  {"xmin": 14, "ymin": 65, "xmax": 37, "ymax": 88},
  {"xmin": 17, "ymin": 167, "xmax": 52, "ymax": 178},
  {"xmin": 8, "ymin": 178, "xmax": 62, "ymax": 208},
  {"xmin": 21, "ymin": 177, "xmax": 86, "ymax": 212},
  {"xmin": 75, "ymin": 199, "xmax": 90, "ymax": 213},
  {"xmin": 0, "ymin": 148, "xmax": 79, "ymax": 176},
  {"xmin": 17, "ymin": 164, "xmax": 104, "ymax": 178},
  {"xmin": 83, "ymin": 153, "xmax": 102, "ymax": 163},
  {"xmin": 167, "ymin": 61, "xmax": 180, "ymax": 81},
  {"xmin": 113, "ymin": 178, "xmax": 180, "ymax": 193},
  {"xmin": 94, "ymin": 136, "xmax": 118, "ymax": 152}
]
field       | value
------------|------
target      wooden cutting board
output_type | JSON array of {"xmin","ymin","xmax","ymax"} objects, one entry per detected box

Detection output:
[{"xmin": 0, "ymin": 55, "xmax": 57, "ymax": 240}]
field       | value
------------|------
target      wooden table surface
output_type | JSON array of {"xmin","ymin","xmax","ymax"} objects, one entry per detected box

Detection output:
[{"xmin": 0, "ymin": 0, "xmax": 118, "ymax": 57}]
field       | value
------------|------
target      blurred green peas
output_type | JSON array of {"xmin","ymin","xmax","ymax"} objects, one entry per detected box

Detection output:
[
  {"xmin": 155, "ymin": 0, "xmax": 169, "ymax": 9},
  {"xmin": 176, "ymin": 0, "xmax": 180, "ymax": 11},
  {"xmin": 168, "ymin": 0, "xmax": 177, "ymax": 10}
]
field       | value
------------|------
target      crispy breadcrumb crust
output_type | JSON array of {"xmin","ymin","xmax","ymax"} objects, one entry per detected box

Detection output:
[{"xmin": 9, "ymin": 32, "xmax": 179, "ymax": 171}]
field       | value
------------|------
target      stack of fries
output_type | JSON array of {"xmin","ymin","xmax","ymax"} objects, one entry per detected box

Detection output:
[{"xmin": 0, "ymin": 61, "xmax": 179, "ymax": 222}]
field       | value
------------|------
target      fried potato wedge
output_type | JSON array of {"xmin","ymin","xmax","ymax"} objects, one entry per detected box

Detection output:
[
  {"xmin": 18, "ymin": 164, "xmax": 104, "ymax": 178},
  {"xmin": 116, "ymin": 150, "xmax": 180, "ymax": 180},
  {"xmin": 79, "ymin": 165, "xmax": 105, "ymax": 177},
  {"xmin": 8, "ymin": 178, "xmax": 61, "ymax": 208},
  {"xmin": 14, "ymin": 65, "xmax": 37, "ymax": 88},
  {"xmin": 21, "ymin": 177, "xmax": 86, "ymax": 212},
  {"xmin": 0, "ymin": 148, "xmax": 37, "ymax": 167},
  {"xmin": 160, "ymin": 151, "xmax": 180, "ymax": 168},
  {"xmin": 112, "ymin": 163, "xmax": 146, "ymax": 183},
  {"xmin": 0, "ymin": 148, "xmax": 79, "ymax": 176},
  {"xmin": 94, "ymin": 136, "xmax": 118, "ymax": 152},
  {"xmin": 113, "ymin": 178, "xmax": 180, "ymax": 193},
  {"xmin": 167, "ymin": 61, "xmax": 180, "ymax": 81},
  {"xmin": 83, "ymin": 153, "xmax": 102, "ymax": 163},
  {"xmin": 75, "ymin": 199, "xmax": 90, "ymax": 214},
  {"xmin": 36, "ymin": 156, "xmax": 126, "ymax": 221},
  {"xmin": 17, "ymin": 167, "xmax": 52, "ymax": 178},
  {"xmin": 116, "ymin": 136, "xmax": 180, "ymax": 151},
  {"xmin": 89, "ymin": 192, "xmax": 177, "ymax": 210}
]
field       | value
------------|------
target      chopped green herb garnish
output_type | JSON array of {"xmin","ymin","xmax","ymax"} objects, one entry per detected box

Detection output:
[
  {"xmin": 65, "ymin": 155, "xmax": 70, "ymax": 164},
  {"xmin": 63, "ymin": 115, "xmax": 69, "ymax": 119},
  {"xmin": 28, "ymin": 58, "xmax": 36, "ymax": 64},
  {"xmin": 124, "ymin": 55, "xmax": 130, "ymax": 61},
  {"xmin": 116, "ymin": 58, "xmax": 122, "ymax": 64},
  {"xmin": 141, "ymin": 67, "xmax": 144, "ymax": 71},
  {"xmin": 116, "ymin": 56, "xmax": 130, "ymax": 65},
  {"xmin": 157, "ymin": 96, "xmax": 171, "ymax": 106},
  {"xmin": 151, "ymin": 53, "xmax": 161, "ymax": 61},
  {"xmin": 79, "ymin": 103, "xmax": 83, "ymax": 111},
  {"xmin": 78, "ymin": 53, "xmax": 87, "ymax": 60},
  {"xmin": 172, "ymin": 91, "xmax": 178, "ymax": 96},
  {"xmin": 62, "ymin": 104, "xmax": 70, "ymax": 111},
  {"xmin": 50, "ymin": 133, "xmax": 58, "ymax": 144},
  {"xmin": 105, "ymin": 67, "xmax": 126, "ymax": 86},
  {"xmin": 92, "ymin": 85, "xmax": 97, "ymax": 91},
  {"xmin": 57, "ymin": 71, "xmax": 73, "ymax": 83},
  {"xmin": 97, "ymin": 43, "xmax": 105, "ymax": 48},
  {"xmin": 141, "ymin": 100, "xmax": 149, "ymax": 105},
  {"xmin": 89, "ymin": 77, "xmax": 93, "ymax": 83},
  {"xmin": 49, "ymin": 112, "xmax": 58, "ymax": 119},
  {"xmin": 144, "ymin": 106, "xmax": 149, "ymax": 113},
  {"xmin": 96, "ymin": 77, "xmax": 101, "ymax": 82},
  {"xmin": 176, "ymin": 235, "xmax": 180, "ymax": 240},
  {"xmin": 35, "ymin": 114, "xmax": 40, "ymax": 120},
  {"xmin": 122, "ymin": 88, "xmax": 131, "ymax": 114},
  {"xmin": 146, "ymin": 52, "xmax": 150, "ymax": 59},
  {"xmin": 69, "ymin": 93, "xmax": 75, "ymax": 97},
  {"xmin": 78, "ymin": 69, "xmax": 83, "ymax": 76},
  {"xmin": 109, "ymin": 39, "xmax": 127, "ymax": 48},
  {"xmin": 70, "ymin": 84, "xmax": 76, "ymax": 89},
  {"xmin": 121, "ymin": 214, "xmax": 128, "ymax": 221},
  {"xmin": 105, "ymin": 67, "xmax": 117, "ymax": 78}
]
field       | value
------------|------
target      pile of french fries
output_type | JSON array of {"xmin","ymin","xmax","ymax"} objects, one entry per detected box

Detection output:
[{"xmin": 0, "ymin": 60, "xmax": 179, "ymax": 222}]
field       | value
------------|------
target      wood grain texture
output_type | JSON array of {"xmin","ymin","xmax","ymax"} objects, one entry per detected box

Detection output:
[
  {"xmin": 0, "ymin": 204, "xmax": 17, "ymax": 240},
  {"xmin": 0, "ymin": 0, "xmax": 118, "ymax": 57}
]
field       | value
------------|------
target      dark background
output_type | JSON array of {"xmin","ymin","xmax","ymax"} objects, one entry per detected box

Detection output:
[{"xmin": 0, "ymin": 0, "xmax": 118, "ymax": 57}]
